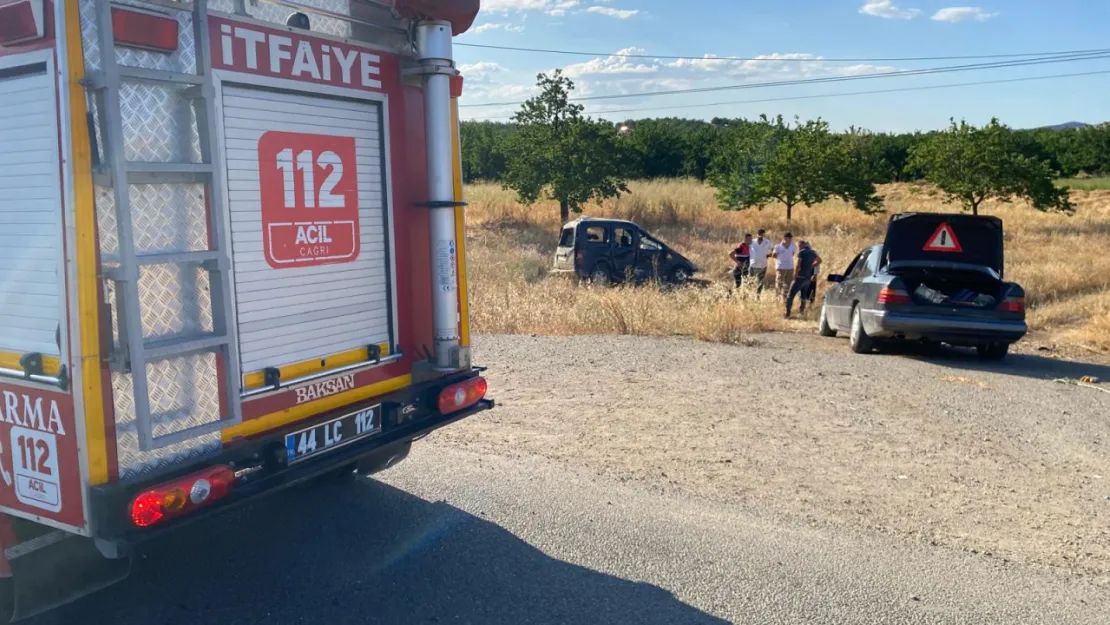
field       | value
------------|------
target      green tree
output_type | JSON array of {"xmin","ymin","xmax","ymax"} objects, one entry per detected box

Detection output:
[
  {"xmin": 708, "ymin": 116, "xmax": 880, "ymax": 221},
  {"xmin": 500, "ymin": 70, "xmax": 631, "ymax": 223},
  {"xmin": 459, "ymin": 120, "xmax": 513, "ymax": 182},
  {"xmin": 907, "ymin": 118, "xmax": 1073, "ymax": 216}
]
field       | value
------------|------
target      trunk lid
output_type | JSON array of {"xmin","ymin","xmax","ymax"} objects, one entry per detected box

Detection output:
[{"xmin": 881, "ymin": 213, "xmax": 1004, "ymax": 278}]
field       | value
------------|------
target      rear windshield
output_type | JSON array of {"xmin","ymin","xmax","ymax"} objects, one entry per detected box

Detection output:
[
  {"xmin": 558, "ymin": 227, "xmax": 575, "ymax": 247},
  {"xmin": 883, "ymin": 215, "xmax": 1003, "ymax": 273}
]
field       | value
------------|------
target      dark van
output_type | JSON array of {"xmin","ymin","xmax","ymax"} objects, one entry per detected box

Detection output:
[{"xmin": 553, "ymin": 217, "xmax": 699, "ymax": 284}]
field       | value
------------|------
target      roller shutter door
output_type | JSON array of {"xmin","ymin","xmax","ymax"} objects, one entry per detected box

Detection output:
[
  {"xmin": 0, "ymin": 68, "xmax": 63, "ymax": 357},
  {"xmin": 221, "ymin": 85, "xmax": 392, "ymax": 377}
]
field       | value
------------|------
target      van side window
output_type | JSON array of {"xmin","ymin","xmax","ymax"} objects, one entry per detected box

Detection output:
[
  {"xmin": 613, "ymin": 227, "xmax": 634, "ymax": 249},
  {"xmin": 585, "ymin": 226, "xmax": 609, "ymax": 245},
  {"xmin": 640, "ymin": 236, "xmax": 662, "ymax": 251}
]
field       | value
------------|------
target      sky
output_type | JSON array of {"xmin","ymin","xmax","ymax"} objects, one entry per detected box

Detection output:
[{"xmin": 454, "ymin": 0, "xmax": 1110, "ymax": 132}]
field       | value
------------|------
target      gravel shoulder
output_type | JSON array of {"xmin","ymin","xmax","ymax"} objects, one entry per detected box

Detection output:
[{"xmin": 435, "ymin": 333, "xmax": 1110, "ymax": 578}]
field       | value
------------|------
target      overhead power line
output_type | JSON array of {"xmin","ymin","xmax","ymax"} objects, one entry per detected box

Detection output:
[
  {"xmin": 456, "ymin": 42, "xmax": 1110, "ymax": 64},
  {"xmin": 460, "ymin": 50, "xmax": 1110, "ymax": 108},
  {"xmin": 465, "ymin": 69, "xmax": 1110, "ymax": 120}
]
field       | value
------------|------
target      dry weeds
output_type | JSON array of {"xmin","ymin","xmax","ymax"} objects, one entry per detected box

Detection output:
[{"xmin": 464, "ymin": 179, "xmax": 1110, "ymax": 353}]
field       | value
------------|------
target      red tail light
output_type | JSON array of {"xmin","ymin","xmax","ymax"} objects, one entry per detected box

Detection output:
[
  {"xmin": 999, "ymin": 296, "xmax": 1025, "ymax": 313},
  {"xmin": 575, "ymin": 250, "xmax": 584, "ymax": 265},
  {"xmin": 111, "ymin": 6, "xmax": 179, "ymax": 53},
  {"xmin": 130, "ymin": 465, "xmax": 235, "ymax": 528},
  {"xmin": 0, "ymin": 0, "xmax": 46, "ymax": 46},
  {"xmin": 877, "ymin": 287, "xmax": 911, "ymax": 305},
  {"xmin": 438, "ymin": 377, "xmax": 488, "ymax": 415}
]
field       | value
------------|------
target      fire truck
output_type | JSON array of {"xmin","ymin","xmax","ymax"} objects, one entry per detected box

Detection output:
[{"xmin": 0, "ymin": 0, "xmax": 488, "ymax": 618}]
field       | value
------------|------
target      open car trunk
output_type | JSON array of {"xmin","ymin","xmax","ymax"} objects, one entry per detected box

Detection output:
[
  {"xmin": 888, "ymin": 267, "xmax": 1007, "ymax": 309},
  {"xmin": 881, "ymin": 213, "xmax": 1009, "ymax": 309}
]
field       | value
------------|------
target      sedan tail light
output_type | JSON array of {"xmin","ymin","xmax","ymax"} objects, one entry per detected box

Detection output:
[
  {"xmin": 999, "ymin": 296, "xmax": 1025, "ymax": 313},
  {"xmin": 130, "ymin": 465, "xmax": 235, "ymax": 528},
  {"xmin": 438, "ymin": 377, "xmax": 488, "ymax": 415},
  {"xmin": 877, "ymin": 287, "xmax": 912, "ymax": 305}
]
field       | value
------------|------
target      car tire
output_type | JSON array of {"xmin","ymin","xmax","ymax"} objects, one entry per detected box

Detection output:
[
  {"xmin": 670, "ymin": 266, "xmax": 690, "ymax": 284},
  {"xmin": 849, "ymin": 305, "xmax": 875, "ymax": 354},
  {"xmin": 976, "ymin": 342, "xmax": 1009, "ymax": 361},
  {"xmin": 589, "ymin": 265, "xmax": 611, "ymax": 286},
  {"xmin": 818, "ymin": 304, "xmax": 837, "ymax": 337}
]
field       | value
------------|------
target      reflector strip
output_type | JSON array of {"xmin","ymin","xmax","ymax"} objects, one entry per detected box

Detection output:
[
  {"xmin": 110, "ymin": 6, "xmax": 179, "ymax": 53},
  {"xmin": 0, "ymin": 0, "xmax": 45, "ymax": 46}
]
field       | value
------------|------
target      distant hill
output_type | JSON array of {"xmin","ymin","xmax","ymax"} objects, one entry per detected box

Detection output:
[{"xmin": 1040, "ymin": 122, "xmax": 1090, "ymax": 130}]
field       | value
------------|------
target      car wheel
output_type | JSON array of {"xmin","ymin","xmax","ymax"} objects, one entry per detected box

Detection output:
[
  {"xmin": 976, "ymin": 342, "xmax": 1009, "ymax": 361},
  {"xmin": 849, "ymin": 305, "xmax": 875, "ymax": 354},
  {"xmin": 670, "ymin": 266, "xmax": 690, "ymax": 284},
  {"xmin": 818, "ymin": 304, "xmax": 837, "ymax": 337},
  {"xmin": 589, "ymin": 265, "xmax": 611, "ymax": 286}
]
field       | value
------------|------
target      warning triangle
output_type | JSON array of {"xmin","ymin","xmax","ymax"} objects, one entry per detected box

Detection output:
[{"xmin": 923, "ymin": 222, "xmax": 963, "ymax": 253}]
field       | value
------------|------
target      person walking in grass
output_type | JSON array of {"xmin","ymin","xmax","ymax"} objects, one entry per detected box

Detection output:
[
  {"xmin": 786, "ymin": 240, "xmax": 822, "ymax": 318},
  {"xmin": 772, "ymin": 232, "xmax": 797, "ymax": 300},
  {"xmin": 747, "ymin": 229, "xmax": 773, "ymax": 296},
  {"xmin": 805, "ymin": 244, "xmax": 821, "ymax": 306},
  {"xmin": 729, "ymin": 233, "xmax": 752, "ymax": 288}
]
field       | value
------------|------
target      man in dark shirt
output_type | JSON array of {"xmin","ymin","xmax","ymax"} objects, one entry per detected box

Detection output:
[
  {"xmin": 786, "ymin": 240, "xmax": 821, "ymax": 318},
  {"xmin": 728, "ymin": 233, "xmax": 752, "ymax": 288}
]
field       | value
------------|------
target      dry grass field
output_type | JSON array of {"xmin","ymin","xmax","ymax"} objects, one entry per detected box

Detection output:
[{"xmin": 464, "ymin": 179, "xmax": 1110, "ymax": 354}]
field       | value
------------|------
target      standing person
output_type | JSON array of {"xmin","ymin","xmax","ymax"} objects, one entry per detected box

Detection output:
[
  {"xmin": 805, "ymin": 246, "xmax": 821, "ymax": 306},
  {"xmin": 747, "ymin": 229, "xmax": 774, "ymax": 296},
  {"xmin": 772, "ymin": 232, "xmax": 797, "ymax": 299},
  {"xmin": 786, "ymin": 240, "xmax": 822, "ymax": 318},
  {"xmin": 729, "ymin": 233, "xmax": 752, "ymax": 288}
]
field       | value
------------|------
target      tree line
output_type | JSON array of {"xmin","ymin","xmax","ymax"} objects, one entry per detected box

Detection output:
[{"xmin": 478, "ymin": 71, "xmax": 1094, "ymax": 221}]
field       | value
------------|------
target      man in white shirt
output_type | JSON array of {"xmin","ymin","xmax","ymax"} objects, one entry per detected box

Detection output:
[
  {"xmin": 746, "ymin": 228, "xmax": 774, "ymax": 297},
  {"xmin": 772, "ymin": 232, "xmax": 797, "ymax": 300}
]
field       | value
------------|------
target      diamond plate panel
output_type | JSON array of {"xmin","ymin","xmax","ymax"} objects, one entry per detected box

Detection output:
[
  {"xmin": 112, "ymin": 356, "xmax": 223, "ymax": 480},
  {"xmin": 95, "ymin": 183, "xmax": 119, "ymax": 257},
  {"xmin": 208, "ymin": 0, "xmax": 237, "ymax": 12},
  {"xmin": 130, "ymin": 183, "xmax": 210, "ymax": 253},
  {"xmin": 79, "ymin": 0, "xmax": 102, "ymax": 72},
  {"xmin": 248, "ymin": 0, "xmax": 353, "ymax": 37},
  {"xmin": 120, "ymin": 83, "xmax": 202, "ymax": 163},
  {"xmin": 138, "ymin": 265, "xmax": 214, "ymax": 341}
]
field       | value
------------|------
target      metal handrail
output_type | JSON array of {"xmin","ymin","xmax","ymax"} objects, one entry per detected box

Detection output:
[
  {"xmin": 0, "ymin": 368, "xmax": 65, "ymax": 389},
  {"xmin": 240, "ymin": 353, "xmax": 403, "ymax": 399}
]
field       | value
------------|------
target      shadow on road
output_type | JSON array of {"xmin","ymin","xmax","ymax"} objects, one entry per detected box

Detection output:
[
  {"xmin": 894, "ymin": 343, "xmax": 1110, "ymax": 382},
  {"xmin": 32, "ymin": 478, "xmax": 727, "ymax": 625}
]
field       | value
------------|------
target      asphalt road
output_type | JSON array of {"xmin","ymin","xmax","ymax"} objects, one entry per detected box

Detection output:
[{"xmin": 31, "ymin": 442, "xmax": 1110, "ymax": 625}]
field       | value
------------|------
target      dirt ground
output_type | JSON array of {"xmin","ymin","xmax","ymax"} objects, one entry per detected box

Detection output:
[{"xmin": 432, "ymin": 333, "xmax": 1110, "ymax": 580}]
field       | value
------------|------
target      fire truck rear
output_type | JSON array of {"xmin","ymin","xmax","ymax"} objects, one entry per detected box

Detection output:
[{"xmin": 0, "ymin": 0, "xmax": 488, "ymax": 618}]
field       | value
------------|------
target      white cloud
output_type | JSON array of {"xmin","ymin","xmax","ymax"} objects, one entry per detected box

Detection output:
[
  {"xmin": 667, "ymin": 53, "xmax": 894, "ymax": 78},
  {"xmin": 586, "ymin": 6, "xmax": 639, "ymax": 19},
  {"xmin": 460, "ymin": 48, "xmax": 903, "ymax": 121},
  {"xmin": 546, "ymin": 0, "xmax": 580, "ymax": 16},
  {"xmin": 459, "ymin": 61, "xmax": 508, "ymax": 84},
  {"xmin": 471, "ymin": 22, "xmax": 525, "ymax": 33},
  {"xmin": 859, "ymin": 0, "xmax": 921, "ymax": 19},
  {"xmin": 481, "ymin": 0, "xmax": 551, "ymax": 12},
  {"xmin": 931, "ymin": 6, "xmax": 998, "ymax": 22},
  {"xmin": 563, "ymin": 48, "xmax": 659, "ymax": 78}
]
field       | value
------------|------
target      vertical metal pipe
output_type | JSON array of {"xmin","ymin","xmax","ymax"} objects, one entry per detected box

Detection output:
[{"xmin": 416, "ymin": 22, "xmax": 460, "ymax": 369}]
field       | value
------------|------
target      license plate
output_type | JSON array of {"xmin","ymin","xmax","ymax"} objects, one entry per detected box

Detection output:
[{"xmin": 285, "ymin": 404, "xmax": 382, "ymax": 464}]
